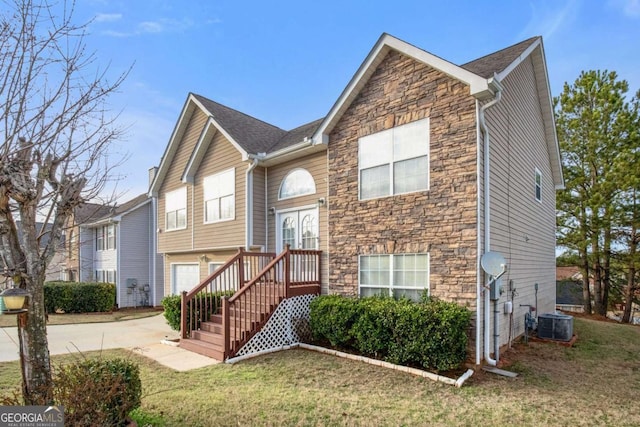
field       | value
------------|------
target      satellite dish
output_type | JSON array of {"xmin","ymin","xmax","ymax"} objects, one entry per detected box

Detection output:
[{"xmin": 481, "ymin": 251, "xmax": 506, "ymax": 276}]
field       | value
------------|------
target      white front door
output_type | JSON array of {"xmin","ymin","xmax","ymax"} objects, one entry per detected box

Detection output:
[
  {"xmin": 277, "ymin": 208, "xmax": 318, "ymax": 252},
  {"xmin": 171, "ymin": 264, "xmax": 200, "ymax": 295}
]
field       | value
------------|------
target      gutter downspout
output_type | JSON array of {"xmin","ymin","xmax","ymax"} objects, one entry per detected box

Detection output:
[
  {"xmin": 245, "ymin": 155, "xmax": 262, "ymax": 250},
  {"xmin": 479, "ymin": 76, "xmax": 502, "ymax": 367},
  {"xmin": 151, "ymin": 196, "xmax": 157, "ymax": 306}
]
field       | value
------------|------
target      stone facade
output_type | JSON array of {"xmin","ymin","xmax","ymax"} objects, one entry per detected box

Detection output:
[{"xmin": 328, "ymin": 50, "xmax": 479, "ymax": 308}]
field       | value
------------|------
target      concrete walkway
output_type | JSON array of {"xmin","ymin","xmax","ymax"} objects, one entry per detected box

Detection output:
[{"xmin": 0, "ymin": 314, "xmax": 218, "ymax": 371}]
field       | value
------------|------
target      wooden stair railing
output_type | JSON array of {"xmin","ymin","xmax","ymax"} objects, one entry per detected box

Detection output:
[
  {"xmin": 222, "ymin": 245, "xmax": 322, "ymax": 359},
  {"xmin": 180, "ymin": 247, "xmax": 275, "ymax": 339}
]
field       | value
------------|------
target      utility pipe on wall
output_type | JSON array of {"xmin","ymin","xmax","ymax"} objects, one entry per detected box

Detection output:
[{"xmin": 478, "ymin": 77, "xmax": 503, "ymax": 367}]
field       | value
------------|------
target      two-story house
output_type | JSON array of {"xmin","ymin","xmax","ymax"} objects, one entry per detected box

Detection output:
[
  {"xmin": 65, "ymin": 194, "xmax": 164, "ymax": 308},
  {"xmin": 149, "ymin": 33, "xmax": 563, "ymax": 364}
]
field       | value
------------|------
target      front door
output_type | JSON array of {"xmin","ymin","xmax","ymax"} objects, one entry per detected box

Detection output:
[
  {"xmin": 277, "ymin": 208, "xmax": 318, "ymax": 251},
  {"xmin": 277, "ymin": 208, "xmax": 318, "ymax": 282}
]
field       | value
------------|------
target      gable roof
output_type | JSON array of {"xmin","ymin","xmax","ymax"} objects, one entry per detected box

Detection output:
[
  {"xmin": 74, "ymin": 202, "xmax": 113, "ymax": 225},
  {"xmin": 461, "ymin": 37, "xmax": 539, "ymax": 78},
  {"xmin": 81, "ymin": 194, "xmax": 150, "ymax": 226},
  {"xmin": 150, "ymin": 33, "xmax": 563, "ymax": 194}
]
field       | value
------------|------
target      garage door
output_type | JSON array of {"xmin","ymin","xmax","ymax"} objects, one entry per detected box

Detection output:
[{"xmin": 171, "ymin": 264, "xmax": 200, "ymax": 295}]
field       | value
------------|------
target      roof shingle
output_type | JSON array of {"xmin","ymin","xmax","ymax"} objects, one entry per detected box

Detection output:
[{"xmin": 461, "ymin": 36, "xmax": 539, "ymax": 78}]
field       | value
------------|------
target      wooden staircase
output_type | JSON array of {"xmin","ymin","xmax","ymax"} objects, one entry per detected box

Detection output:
[{"xmin": 178, "ymin": 246, "xmax": 321, "ymax": 361}]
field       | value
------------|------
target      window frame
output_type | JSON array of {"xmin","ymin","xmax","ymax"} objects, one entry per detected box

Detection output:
[
  {"xmin": 96, "ymin": 224, "xmax": 116, "ymax": 251},
  {"xmin": 358, "ymin": 253, "xmax": 430, "ymax": 300},
  {"xmin": 535, "ymin": 168, "xmax": 542, "ymax": 203},
  {"xmin": 358, "ymin": 118, "xmax": 430, "ymax": 201},
  {"xmin": 278, "ymin": 168, "xmax": 317, "ymax": 200},
  {"xmin": 203, "ymin": 168, "xmax": 235, "ymax": 224},
  {"xmin": 165, "ymin": 187, "xmax": 187, "ymax": 231}
]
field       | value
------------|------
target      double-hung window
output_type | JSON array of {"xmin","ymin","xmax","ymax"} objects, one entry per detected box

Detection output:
[
  {"xmin": 96, "ymin": 224, "xmax": 116, "ymax": 250},
  {"xmin": 204, "ymin": 168, "xmax": 235, "ymax": 223},
  {"xmin": 359, "ymin": 253, "xmax": 429, "ymax": 301},
  {"xmin": 359, "ymin": 118, "xmax": 429, "ymax": 200},
  {"xmin": 165, "ymin": 187, "xmax": 187, "ymax": 231}
]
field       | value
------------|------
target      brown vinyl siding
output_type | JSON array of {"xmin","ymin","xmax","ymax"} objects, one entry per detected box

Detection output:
[
  {"xmin": 157, "ymin": 109, "xmax": 208, "ymax": 253},
  {"xmin": 266, "ymin": 152, "xmax": 329, "ymax": 292},
  {"xmin": 193, "ymin": 132, "xmax": 245, "ymax": 250},
  {"xmin": 482, "ymin": 54, "xmax": 557, "ymax": 345},
  {"xmin": 163, "ymin": 250, "xmax": 238, "ymax": 296},
  {"xmin": 252, "ymin": 166, "xmax": 266, "ymax": 248}
]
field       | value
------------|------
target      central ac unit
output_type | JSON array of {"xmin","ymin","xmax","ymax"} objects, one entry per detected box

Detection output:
[{"xmin": 537, "ymin": 313, "xmax": 573, "ymax": 341}]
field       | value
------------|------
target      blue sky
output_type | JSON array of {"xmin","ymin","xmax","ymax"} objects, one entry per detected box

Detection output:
[{"xmin": 71, "ymin": 0, "xmax": 640, "ymax": 201}]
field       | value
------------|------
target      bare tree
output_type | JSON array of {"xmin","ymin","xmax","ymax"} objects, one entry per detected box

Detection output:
[{"xmin": 0, "ymin": 0, "xmax": 127, "ymax": 404}]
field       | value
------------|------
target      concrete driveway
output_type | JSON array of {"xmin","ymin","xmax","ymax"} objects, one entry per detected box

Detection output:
[{"xmin": 0, "ymin": 314, "xmax": 218, "ymax": 371}]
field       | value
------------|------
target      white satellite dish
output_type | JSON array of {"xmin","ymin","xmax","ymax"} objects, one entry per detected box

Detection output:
[{"xmin": 481, "ymin": 251, "xmax": 506, "ymax": 276}]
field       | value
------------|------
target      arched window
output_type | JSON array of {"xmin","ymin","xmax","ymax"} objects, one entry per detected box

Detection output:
[{"xmin": 278, "ymin": 169, "xmax": 316, "ymax": 200}]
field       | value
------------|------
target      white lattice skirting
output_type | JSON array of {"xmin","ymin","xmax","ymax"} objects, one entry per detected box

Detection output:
[{"xmin": 235, "ymin": 294, "xmax": 317, "ymax": 358}]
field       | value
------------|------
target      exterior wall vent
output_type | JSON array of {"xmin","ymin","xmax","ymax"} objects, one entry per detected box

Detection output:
[{"xmin": 537, "ymin": 313, "xmax": 573, "ymax": 341}]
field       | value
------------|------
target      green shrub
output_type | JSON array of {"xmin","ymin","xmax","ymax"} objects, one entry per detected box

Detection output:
[
  {"xmin": 309, "ymin": 295, "xmax": 359, "ymax": 347},
  {"xmin": 309, "ymin": 295, "xmax": 472, "ymax": 372},
  {"xmin": 54, "ymin": 357, "xmax": 141, "ymax": 427},
  {"xmin": 44, "ymin": 282, "xmax": 116, "ymax": 313},
  {"xmin": 162, "ymin": 291, "xmax": 233, "ymax": 332}
]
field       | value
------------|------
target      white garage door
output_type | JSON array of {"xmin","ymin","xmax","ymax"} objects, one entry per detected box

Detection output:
[{"xmin": 171, "ymin": 264, "xmax": 200, "ymax": 295}]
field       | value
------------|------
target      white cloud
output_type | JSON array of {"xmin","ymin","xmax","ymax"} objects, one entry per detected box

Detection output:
[
  {"xmin": 95, "ymin": 13, "xmax": 122, "ymax": 23},
  {"xmin": 138, "ymin": 21, "xmax": 164, "ymax": 33},
  {"xmin": 102, "ymin": 18, "xmax": 195, "ymax": 37},
  {"xmin": 609, "ymin": 0, "xmax": 640, "ymax": 17},
  {"xmin": 519, "ymin": 0, "xmax": 580, "ymax": 41}
]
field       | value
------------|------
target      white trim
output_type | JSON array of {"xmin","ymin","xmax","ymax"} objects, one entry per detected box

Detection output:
[
  {"xmin": 357, "ymin": 253, "xmax": 430, "ymax": 299},
  {"xmin": 203, "ymin": 167, "xmax": 236, "ymax": 224},
  {"xmin": 535, "ymin": 167, "xmax": 543, "ymax": 203},
  {"xmin": 275, "ymin": 205, "xmax": 319, "ymax": 253},
  {"xmin": 278, "ymin": 168, "xmax": 317, "ymax": 201}
]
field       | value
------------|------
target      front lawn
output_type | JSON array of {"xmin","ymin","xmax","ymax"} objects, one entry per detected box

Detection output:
[{"xmin": 1, "ymin": 317, "xmax": 639, "ymax": 426}]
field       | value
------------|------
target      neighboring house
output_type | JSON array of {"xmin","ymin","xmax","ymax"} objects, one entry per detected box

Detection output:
[
  {"xmin": 2, "ymin": 222, "xmax": 65, "ymax": 282},
  {"xmin": 150, "ymin": 33, "xmax": 563, "ymax": 364},
  {"xmin": 65, "ymin": 195, "xmax": 164, "ymax": 307},
  {"xmin": 64, "ymin": 202, "xmax": 112, "ymax": 282}
]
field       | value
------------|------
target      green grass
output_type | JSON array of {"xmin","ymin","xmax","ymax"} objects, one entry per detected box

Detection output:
[{"xmin": 1, "ymin": 317, "xmax": 639, "ymax": 426}]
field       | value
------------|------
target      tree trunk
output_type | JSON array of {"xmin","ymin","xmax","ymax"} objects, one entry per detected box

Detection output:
[
  {"xmin": 17, "ymin": 273, "xmax": 53, "ymax": 405},
  {"xmin": 602, "ymin": 225, "xmax": 612, "ymax": 315},
  {"xmin": 580, "ymin": 250, "xmax": 592, "ymax": 314},
  {"xmin": 622, "ymin": 221, "xmax": 637, "ymax": 323},
  {"xmin": 591, "ymin": 233, "xmax": 605, "ymax": 315}
]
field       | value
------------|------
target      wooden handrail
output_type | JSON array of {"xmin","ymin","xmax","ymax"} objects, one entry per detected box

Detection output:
[
  {"xmin": 223, "ymin": 245, "xmax": 322, "ymax": 358},
  {"xmin": 180, "ymin": 247, "xmax": 276, "ymax": 339}
]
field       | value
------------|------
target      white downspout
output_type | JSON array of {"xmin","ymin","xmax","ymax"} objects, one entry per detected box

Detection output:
[
  {"xmin": 479, "ymin": 77, "xmax": 502, "ymax": 366},
  {"xmin": 151, "ymin": 196, "xmax": 157, "ymax": 306},
  {"xmin": 245, "ymin": 156, "xmax": 261, "ymax": 250}
]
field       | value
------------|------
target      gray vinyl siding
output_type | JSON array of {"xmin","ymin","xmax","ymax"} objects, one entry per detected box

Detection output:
[
  {"xmin": 158, "ymin": 109, "xmax": 208, "ymax": 253},
  {"xmin": 193, "ymin": 132, "xmax": 245, "ymax": 250},
  {"xmin": 482, "ymin": 54, "xmax": 557, "ymax": 348},
  {"xmin": 118, "ymin": 203, "xmax": 152, "ymax": 307},
  {"xmin": 266, "ymin": 152, "xmax": 329, "ymax": 293}
]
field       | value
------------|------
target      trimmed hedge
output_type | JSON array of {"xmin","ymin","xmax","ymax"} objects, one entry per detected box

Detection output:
[
  {"xmin": 161, "ymin": 291, "xmax": 234, "ymax": 332},
  {"xmin": 54, "ymin": 357, "xmax": 141, "ymax": 427},
  {"xmin": 44, "ymin": 281, "xmax": 116, "ymax": 313},
  {"xmin": 309, "ymin": 295, "xmax": 472, "ymax": 372}
]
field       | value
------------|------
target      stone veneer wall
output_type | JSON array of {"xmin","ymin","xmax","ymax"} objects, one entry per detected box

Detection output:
[{"xmin": 328, "ymin": 50, "xmax": 479, "ymax": 308}]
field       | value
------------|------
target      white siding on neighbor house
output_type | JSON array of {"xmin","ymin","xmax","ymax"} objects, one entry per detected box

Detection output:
[
  {"xmin": 479, "ymin": 54, "xmax": 557, "ymax": 351},
  {"xmin": 118, "ymin": 202, "xmax": 153, "ymax": 308},
  {"xmin": 78, "ymin": 227, "xmax": 95, "ymax": 282}
]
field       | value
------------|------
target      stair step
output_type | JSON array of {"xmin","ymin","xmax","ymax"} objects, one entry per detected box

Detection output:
[
  {"xmin": 191, "ymin": 329, "xmax": 224, "ymax": 345},
  {"xmin": 179, "ymin": 338, "xmax": 224, "ymax": 361}
]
